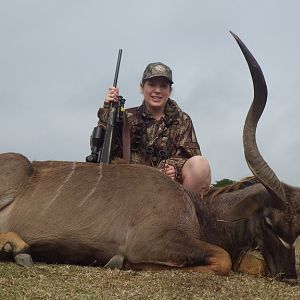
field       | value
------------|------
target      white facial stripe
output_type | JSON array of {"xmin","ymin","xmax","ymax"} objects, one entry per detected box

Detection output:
[
  {"xmin": 277, "ymin": 235, "xmax": 294, "ymax": 249},
  {"xmin": 264, "ymin": 217, "xmax": 295, "ymax": 249},
  {"xmin": 265, "ymin": 217, "xmax": 272, "ymax": 226}
]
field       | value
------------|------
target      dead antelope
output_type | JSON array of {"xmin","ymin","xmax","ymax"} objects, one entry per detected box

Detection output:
[{"xmin": 0, "ymin": 32, "xmax": 299, "ymax": 283}]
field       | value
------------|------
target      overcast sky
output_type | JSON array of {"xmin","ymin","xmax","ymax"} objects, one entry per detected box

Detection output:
[{"xmin": 1, "ymin": 0, "xmax": 300, "ymax": 185}]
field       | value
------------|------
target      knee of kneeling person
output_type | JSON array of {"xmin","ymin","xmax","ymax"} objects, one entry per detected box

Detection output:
[{"xmin": 181, "ymin": 156, "xmax": 211, "ymax": 193}]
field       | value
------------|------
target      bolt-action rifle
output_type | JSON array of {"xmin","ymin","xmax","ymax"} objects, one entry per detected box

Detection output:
[{"xmin": 86, "ymin": 49, "xmax": 126, "ymax": 164}]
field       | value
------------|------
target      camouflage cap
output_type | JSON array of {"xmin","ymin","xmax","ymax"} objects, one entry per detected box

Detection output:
[{"xmin": 142, "ymin": 62, "xmax": 173, "ymax": 84}]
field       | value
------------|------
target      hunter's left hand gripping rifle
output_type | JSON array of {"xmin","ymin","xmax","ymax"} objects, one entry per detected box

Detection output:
[{"xmin": 86, "ymin": 49, "xmax": 126, "ymax": 164}]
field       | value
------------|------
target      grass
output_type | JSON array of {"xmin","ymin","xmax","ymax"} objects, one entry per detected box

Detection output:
[
  {"xmin": 0, "ymin": 240, "xmax": 299, "ymax": 299},
  {"xmin": 0, "ymin": 263, "xmax": 300, "ymax": 300}
]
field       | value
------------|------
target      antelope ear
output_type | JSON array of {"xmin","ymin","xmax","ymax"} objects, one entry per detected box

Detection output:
[{"xmin": 219, "ymin": 196, "xmax": 264, "ymax": 222}]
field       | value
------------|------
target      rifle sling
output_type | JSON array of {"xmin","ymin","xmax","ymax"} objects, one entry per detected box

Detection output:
[{"xmin": 122, "ymin": 112, "xmax": 131, "ymax": 163}]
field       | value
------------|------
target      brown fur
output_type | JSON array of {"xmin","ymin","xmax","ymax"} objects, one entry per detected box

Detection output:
[
  {"xmin": 0, "ymin": 153, "xmax": 230, "ymax": 275},
  {"xmin": 209, "ymin": 176, "xmax": 257, "ymax": 199},
  {"xmin": 0, "ymin": 153, "xmax": 299, "ymax": 281}
]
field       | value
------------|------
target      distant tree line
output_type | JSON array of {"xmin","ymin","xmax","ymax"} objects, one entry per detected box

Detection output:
[{"xmin": 212, "ymin": 178, "xmax": 234, "ymax": 188}]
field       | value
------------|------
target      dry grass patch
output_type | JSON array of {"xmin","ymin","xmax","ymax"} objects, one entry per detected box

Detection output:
[
  {"xmin": 0, "ymin": 238, "xmax": 299, "ymax": 299},
  {"xmin": 0, "ymin": 261, "xmax": 299, "ymax": 300}
]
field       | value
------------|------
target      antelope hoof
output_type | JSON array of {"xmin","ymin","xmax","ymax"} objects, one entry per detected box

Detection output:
[
  {"xmin": 282, "ymin": 277, "xmax": 298, "ymax": 285},
  {"xmin": 104, "ymin": 255, "xmax": 125, "ymax": 270},
  {"xmin": 14, "ymin": 253, "xmax": 34, "ymax": 267},
  {"xmin": 3, "ymin": 243, "xmax": 13, "ymax": 253}
]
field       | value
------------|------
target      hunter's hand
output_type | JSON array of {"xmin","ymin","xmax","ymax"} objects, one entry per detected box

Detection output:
[
  {"xmin": 104, "ymin": 86, "xmax": 119, "ymax": 105},
  {"xmin": 163, "ymin": 164, "xmax": 176, "ymax": 180}
]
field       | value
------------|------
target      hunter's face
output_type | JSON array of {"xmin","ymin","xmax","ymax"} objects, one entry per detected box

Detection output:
[{"xmin": 141, "ymin": 77, "xmax": 172, "ymax": 113}]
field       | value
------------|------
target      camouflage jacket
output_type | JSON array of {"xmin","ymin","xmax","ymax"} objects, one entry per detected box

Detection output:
[{"xmin": 97, "ymin": 99, "xmax": 201, "ymax": 180}]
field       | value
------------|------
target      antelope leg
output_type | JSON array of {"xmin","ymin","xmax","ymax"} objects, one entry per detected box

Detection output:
[
  {"xmin": 125, "ymin": 234, "xmax": 232, "ymax": 276},
  {"xmin": 234, "ymin": 251, "xmax": 268, "ymax": 277},
  {"xmin": 0, "ymin": 232, "xmax": 33, "ymax": 266},
  {"xmin": 104, "ymin": 255, "xmax": 125, "ymax": 270}
]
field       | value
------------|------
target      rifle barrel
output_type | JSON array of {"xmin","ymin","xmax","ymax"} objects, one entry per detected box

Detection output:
[{"xmin": 113, "ymin": 49, "xmax": 122, "ymax": 87}]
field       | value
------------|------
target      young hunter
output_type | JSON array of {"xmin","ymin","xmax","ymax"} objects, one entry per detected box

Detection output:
[{"xmin": 89, "ymin": 62, "xmax": 211, "ymax": 196}]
